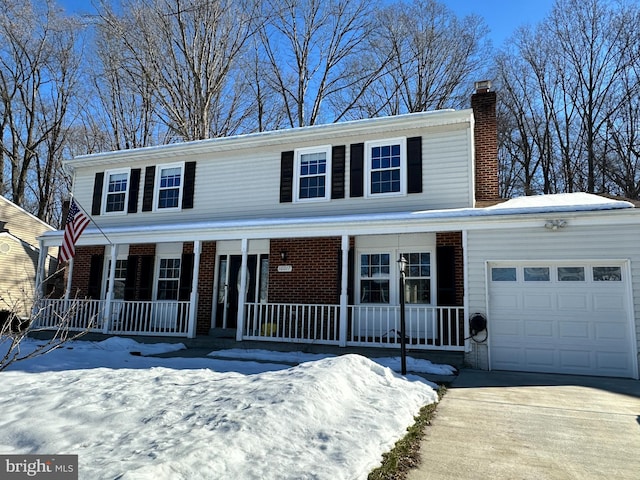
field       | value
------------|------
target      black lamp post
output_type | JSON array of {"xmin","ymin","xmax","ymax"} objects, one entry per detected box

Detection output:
[{"xmin": 398, "ymin": 255, "xmax": 408, "ymax": 375}]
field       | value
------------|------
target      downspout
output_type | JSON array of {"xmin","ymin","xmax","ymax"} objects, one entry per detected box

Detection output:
[{"xmin": 463, "ymin": 229, "xmax": 470, "ymax": 353}]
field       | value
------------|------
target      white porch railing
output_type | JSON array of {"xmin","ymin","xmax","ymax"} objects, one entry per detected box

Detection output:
[
  {"xmin": 35, "ymin": 299, "xmax": 191, "ymax": 337},
  {"xmin": 243, "ymin": 302, "xmax": 340, "ymax": 344},
  {"xmin": 348, "ymin": 305, "xmax": 465, "ymax": 351},
  {"xmin": 243, "ymin": 302, "xmax": 465, "ymax": 350}
]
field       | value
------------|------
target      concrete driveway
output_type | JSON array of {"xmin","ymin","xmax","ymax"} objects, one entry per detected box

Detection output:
[{"xmin": 408, "ymin": 369, "xmax": 640, "ymax": 480}]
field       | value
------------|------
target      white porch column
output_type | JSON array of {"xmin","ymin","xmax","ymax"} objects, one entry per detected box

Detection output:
[
  {"xmin": 103, "ymin": 243, "xmax": 118, "ymax": 334},
  {"xmin": 339, "ymin": 235, "xmax": 349, "ymax": 347},
  {"xmin": 187, "ymin": 240, "xmax": 201, "ymax": 338},
  {"xmin": 64, "ymin": 257, "xmax": 74, "ymax": 300},
  {"xmin": 35, "ymin": 240, "xmax": 48, "ymax": 298},
  {"xmin": 235, "ymin": 238, "xmax": 249, "ymax": 341},
  {"xmin": 463, "ymin": 229, "xmax": 471, "ymax": 353}
]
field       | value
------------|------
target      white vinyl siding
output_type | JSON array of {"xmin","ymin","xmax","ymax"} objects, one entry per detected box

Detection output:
[
  {"xmin": 68, "ymin": 116, "xmax": 473, "ymax": 229},
  {"xmin": 466, "ymin": 224, "xmax": 640, "ymax": 378}
]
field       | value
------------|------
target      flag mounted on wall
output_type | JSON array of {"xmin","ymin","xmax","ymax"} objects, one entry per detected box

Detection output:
[{"xmin": 59, "ymin": 199, "xmax": 90, "ymax": 263}]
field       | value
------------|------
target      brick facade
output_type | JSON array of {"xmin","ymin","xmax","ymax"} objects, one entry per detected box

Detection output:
[
  {"xmin": 268, "ymin": 237, "xmax": 343, "ymax": 305},
  {"xmin": 70, "ymin": 245, "xmax": 105, "ymax": 298},
  {"xmin": 436, "ymin": 231, "xmax": 464, "ymax": 306},
  {"xmin": 195, "ymin": 242, "xmax": 216, "ymax": 335},
  {"xmin": 471, "ymin": 89, "xmax": 499, "ymax": 202}
]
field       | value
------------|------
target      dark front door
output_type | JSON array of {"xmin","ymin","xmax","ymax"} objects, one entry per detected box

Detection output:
[{"xmin": 216, "ymin": 254, "xmax": 258, "ymax": 329}]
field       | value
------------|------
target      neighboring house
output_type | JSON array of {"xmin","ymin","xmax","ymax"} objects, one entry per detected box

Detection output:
[
  {"xmin": 0, "ymin": 196, "xmax": 58, "ymax": 322},
  {"xmin": 37, "ymin": 81, "xmax": 640, "ymax": 379}
]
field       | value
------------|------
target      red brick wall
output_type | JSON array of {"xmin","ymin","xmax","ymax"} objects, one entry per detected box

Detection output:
[
  {"xmin": 70, "ymin": 245, "xmax": 105, "ymax": 298},
  {"xmin": 269, "ymin": 237, "xmax": 342, "ymax": 304},
  {"xmin": 471, "ymin": 90, "xmax": 499, "ymax": 201},
  {"xmin": 436, "ymin": 232, "xmax": 464, "ymax": 306},
  {"xmin": 196, "ymin": 242, "xmax": 216, "ymax": 335}
]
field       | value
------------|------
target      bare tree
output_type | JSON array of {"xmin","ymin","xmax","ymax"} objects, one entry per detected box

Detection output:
[
  {"xmin": 97, "ymin": 0, "xmax": 257, "ymax": 141},
  {"xmin": 258, "ymin": 0, "xmax": 382, "ymax": 127},
  {"xmin": 0, "ymin": 0, "xmax": 83, "ymax": 221},
  {"xmin": 355, "ymin": 0, "xmax": 490, "ymax": 117}
]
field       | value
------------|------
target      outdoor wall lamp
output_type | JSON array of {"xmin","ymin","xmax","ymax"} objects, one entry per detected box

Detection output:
[
  {"xmin": 544, "ymin": 219, "xmax": 567, "ymax": 230},
  {"xmin": 280, "ymin": 250, "xmax": 287, "ymax": 261}
]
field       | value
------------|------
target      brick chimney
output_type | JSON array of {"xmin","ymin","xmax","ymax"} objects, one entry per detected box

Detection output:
[{"xmin": 471, "ymin": 80, "xmax": 499, "ymax": 203}]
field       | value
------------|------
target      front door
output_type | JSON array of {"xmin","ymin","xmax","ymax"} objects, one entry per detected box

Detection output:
[{"xmin": 215, "ymin": 254, "xmax": 268, "ymax": 329}]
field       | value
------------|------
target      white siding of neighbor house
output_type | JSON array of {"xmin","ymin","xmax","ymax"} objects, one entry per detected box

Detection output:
[
  {"xmin": 465, "ymin": 222, "xmax": 640, "ymax": 374},
  {"xmin": 70, "ymin": 120, "xmax": 473, "ymax": 229}
]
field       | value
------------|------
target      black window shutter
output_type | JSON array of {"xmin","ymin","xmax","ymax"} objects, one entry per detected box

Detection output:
[
  {"xmin": 124, "ymin": 255, "xmax": 139, "ymax": 301},
  {"xmin": 139, "ymin": 255, "xmax": 155, "ymax": 300},
  {"xmin": 128, "ymin": 169, "xmax": 141, "ymax": 213},
  {"xmin": 436, "ymin": 246, "xmax": 457, "ymax": 306},
  {"xmin": 349, "ymin": 143, "xmax": 364, "ymax": 198},
  {"xmin": 280, "ymin": 151, "xmax": 294, "ymax": 203},
  {"xmin": 407, "ymin": 136, "xmax": 423, "ymax": 194},
  {"xmin": 88, "ymin": 254, "xmax": 104, "ymax": 299},
  {"xmin": 331, "ymin": 145, "xmax": 345, "ymax": 200},
  {"xmin": 182, "ymin": 161, "xmax": 196, "ymax": 209},
  {"xmin": 142, "ymin": 166, "xmax": 156, "ymax": 212},
  {"xmin": 92, "ymin": 172, "xmax": 104, "ymax": 216},
  {"xmin": 178, "ymin": 253, "xmax": 194, "ymax": 301}
]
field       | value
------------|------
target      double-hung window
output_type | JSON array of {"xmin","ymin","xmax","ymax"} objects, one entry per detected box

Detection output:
[
  {"xmin": 365, "ymin": 138, "xmax": 406, "ymax": 197},
  {"xmin": 157, "ymin": 258, "xmax": 181, "ymax": 300},
  {"xmin": 103, "ymin": 168, "xmax": 130, "ymax": 214},
  {"xmin": 360, "ymin": 253, "xmax": 390, "ymax": 304},
  {"xmin": 155, "ymin": 163, "xmax": 184, "ymax": 210},
  {"xmin": 294, "ymin": 146, "xmax": 331, "ymax": 202},
  {"xmin": 401, "ymin": 252, "xmax": 431, "ymax": 304}
]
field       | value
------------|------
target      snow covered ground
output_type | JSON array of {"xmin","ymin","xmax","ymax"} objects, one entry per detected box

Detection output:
[{"xmin": 0, "ymin": 337, "xmax": 452, "ymax": 479}]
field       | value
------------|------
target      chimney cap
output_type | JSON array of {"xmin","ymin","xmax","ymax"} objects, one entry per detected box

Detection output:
[{"xmin": 474, "ymin": 80, "xmax": 492, "ymax": 93}]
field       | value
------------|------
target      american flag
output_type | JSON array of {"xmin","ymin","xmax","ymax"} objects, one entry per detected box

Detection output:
[{"xmin": 59, "ymin": 199, "xmax": 90, "ymax": 263}]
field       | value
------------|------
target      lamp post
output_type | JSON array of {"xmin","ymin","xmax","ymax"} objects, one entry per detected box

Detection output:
[{"xmin": 398, "ymin": 255, "xmax": 408, "ymax": 375}]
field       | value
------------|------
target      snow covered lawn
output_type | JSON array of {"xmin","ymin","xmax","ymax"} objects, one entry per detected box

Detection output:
[{"xmin": 0, "ymin": 338, "xmax": 450, "ymax": 479}]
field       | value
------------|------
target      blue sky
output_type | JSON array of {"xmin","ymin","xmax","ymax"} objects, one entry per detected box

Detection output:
[{"xmin": 58, "ymin": 0, "xmax": 557, "ymax": 47}]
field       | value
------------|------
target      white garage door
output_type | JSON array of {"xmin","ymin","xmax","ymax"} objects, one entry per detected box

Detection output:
[{"xmin": 488, "ymin": 262, "xmax": 636, "ymax": 378}]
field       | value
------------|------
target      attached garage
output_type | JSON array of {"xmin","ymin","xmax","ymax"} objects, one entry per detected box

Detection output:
[{"xmin": 488, "ymin": 261, "xmax": 637, "ymax": 378}]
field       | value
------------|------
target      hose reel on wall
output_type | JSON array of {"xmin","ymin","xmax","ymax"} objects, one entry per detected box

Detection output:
[{"xmin": 468, "ymin": 312, "xmax": 488, "ymax": 343}]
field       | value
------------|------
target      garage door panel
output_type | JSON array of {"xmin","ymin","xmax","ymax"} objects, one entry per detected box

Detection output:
[
  {"xmin": 489, "ymin": 262, "xmax": 634, "ymax": 378},
  {"xmin": 558, "ymin": 321, "xmax": 590, "ymax": 339},
  {"xmin": 524, "ymin": 321, "xmax": 554, "ymax": 337},
  {"xmin": 523, "ymin": 293, "xmax": 553, "ymax": 309}
]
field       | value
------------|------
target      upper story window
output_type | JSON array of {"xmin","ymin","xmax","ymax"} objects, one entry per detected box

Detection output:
[
  {"xmin": 365, "ymin": 138, "xmax": 406, "ymax": 197},
  {"xmin": 294, "ymin": 146, "xmax": 331, "ymax": 202},
  {"xmin": 154, "ymin": 163, "xmax": 184, "ymax": 211},
  {"xmin": 103, "ymin": 168, "xmax": 130, "ymax": 214}
]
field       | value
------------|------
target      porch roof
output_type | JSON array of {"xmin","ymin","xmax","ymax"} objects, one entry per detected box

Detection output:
[{"xmin": 40, "ymin": 193, "xmax": 636, "ymax": 247}]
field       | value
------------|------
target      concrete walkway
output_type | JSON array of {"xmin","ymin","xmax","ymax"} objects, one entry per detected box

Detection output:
[{"xmin": 408, "ymin": 369, "xmax": 640, "ymax": 480}]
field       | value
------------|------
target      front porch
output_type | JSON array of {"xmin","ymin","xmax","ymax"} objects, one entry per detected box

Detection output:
[{"xmin": 34, "ymin": 298, "xmax": 465, "ymax": 351}]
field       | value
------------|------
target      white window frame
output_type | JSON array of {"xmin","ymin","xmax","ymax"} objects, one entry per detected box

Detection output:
[
  {"xmin": 153, "ymin": 162, "xmax": 185, "ymax": 212},
  {"xmin": 365, "ymin": 137, "xmax": 407, "ymax": 198},
  {"xmin": 102, "ymin": 168, "xmax": 131, "ymax": 215},
  {"xmin": 293, "ymin": 145, "xmax": 332, "ymax": 202},
  {"xmin": 101, "ymin": 258, "xmax": 128, "ymax": 300},
  {"xmin": 154, "ymin": 255, "xmax": 182, "ymax": 301},
  {"xmin": 356, "ymin": 247, "xmax": 434, "ymax": 305}
]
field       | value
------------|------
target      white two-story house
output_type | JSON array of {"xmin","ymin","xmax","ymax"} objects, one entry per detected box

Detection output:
[{"xmin": 37, "ymin": 82, "xmax": 640, "ymax": 379}]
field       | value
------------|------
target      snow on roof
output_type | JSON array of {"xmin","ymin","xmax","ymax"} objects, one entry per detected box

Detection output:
[{"xmin": 485, "ymin": 192, "xmax": 634, "ymax": 212}]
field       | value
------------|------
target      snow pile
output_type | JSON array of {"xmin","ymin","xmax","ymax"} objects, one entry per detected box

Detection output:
[{"xmin": 0, "ymin": 339, "xmax": 438, "ymax": 480}]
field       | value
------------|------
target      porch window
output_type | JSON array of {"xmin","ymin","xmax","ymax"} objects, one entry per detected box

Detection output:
[
  {"xmin": 105, "ymin": 259, "xmax": 128, "ymax": 299},
  {"xmin": 365, "ymin": 138, "xmax": 406, "ymax": 197},
  {"xmin": 155, "ymin": 163, "xmax": 184, "ymax": 210},
  {"xmin": 103, "ymin": 169, "xmax": 130, "ymax": 214},
  {"xmin": 360, "ymin": 253, "xmax": 390, "ymax": 303},
  {"xmin": 294, "ymin": 146, "xmax": 331, "ymax": 201},
  {"xmin": 157, "ymin": 258, "xmax": 181, "ymax": 300},
  {"xmin": 401, "ymin": 252, "xmax": 431, "ymax": 304}
]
